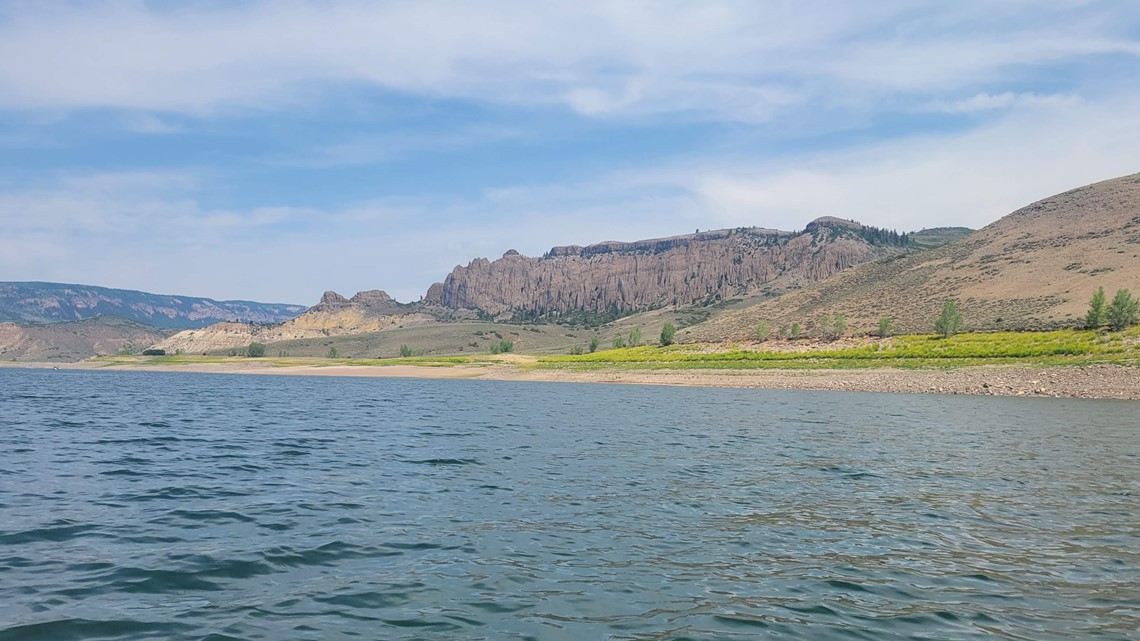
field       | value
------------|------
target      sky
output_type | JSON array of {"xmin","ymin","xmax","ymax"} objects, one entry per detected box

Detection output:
[{"xmin": 1, "ymin": 1, "xmax": 1139, "ymax": 304}]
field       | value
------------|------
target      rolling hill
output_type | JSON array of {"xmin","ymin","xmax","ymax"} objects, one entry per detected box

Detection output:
[{"xmin": 685, "ymin": 173, "xmax": 1140, "ymax": 341}]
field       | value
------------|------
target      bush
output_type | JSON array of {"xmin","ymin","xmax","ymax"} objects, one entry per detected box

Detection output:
[
  {"xmin": 569, "ymin": 345, "xmax": 585, "ymax": 355},
  {"xmin": 247, "ymin": 342, "xmax": 266, "ymax": 358},
  {"xmin": 588, "ymin": 336, "xmax": 600, "ymax": 353},
  {"xmin": 878, "ymin": 316, "xmax": 894, "ymax": 338},
  {"xmin": 1086, "ymin": 286, "xmax": 1107, "ymax": 329},
  {"xmin": 141, "ymin": 348, "xmax": 166, "ymax": 356},
  {"xmin": 818, "ymin": 313, "xmax": 846, "ymax": 341},
  {"xmin": 789, "ymin": 323, "xmax": 801, "ymax": 340},
  {"xmin": 612, "ymin": 336, "xmax": 626, "ymax": 349},
  {"xmin": 1107, "ymin": 289, "xmax": 1139, "ymax": 331},
  {"xmin": 934, "ymin": 300, "xmax": 963, "ymax": 338},
  {"xmin": 490, "ymin": 340, "xmax": 514, "ymax": 354},
  {"xmin": 755, "ymin": 320, "xmax": 770, "ymax": 342},
  {"xmin": 326, "ymin": 346, "xmax": 338, "ymax": 358},
  {"xmin": 628, "ymin": 327, "xmax": 642, "ymax": 347},
  {"xmin": 660, "ymin": 322, "xmax": 677, "ymax": 346},
  {"xmin": 399, "ymin": 344, "xmax": 414, "ymax": 357}
]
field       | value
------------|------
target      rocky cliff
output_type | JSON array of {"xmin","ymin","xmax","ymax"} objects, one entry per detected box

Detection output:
[{"xmin": 424, "ymin": 219, "xmax": 911, "ymax": 318}]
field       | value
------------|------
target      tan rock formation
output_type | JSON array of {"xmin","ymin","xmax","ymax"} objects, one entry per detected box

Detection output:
[{"xmin": 424, "ymin": 220, "xmax": 909, "ymax": 318}]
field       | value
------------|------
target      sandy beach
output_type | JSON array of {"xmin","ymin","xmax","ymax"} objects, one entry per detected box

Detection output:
[{"xmin": 16, "ymin": 360, "xmax": 1140, "ymax": 400}]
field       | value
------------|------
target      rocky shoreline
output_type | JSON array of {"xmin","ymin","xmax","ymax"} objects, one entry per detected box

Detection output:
[
  {"xmin": 14, "ymin": 360, "xmax": 1140, "ymax": 400},
  {"xmin": 489, "ymin": 364, "xmax": 1140, "ymax": 400}
]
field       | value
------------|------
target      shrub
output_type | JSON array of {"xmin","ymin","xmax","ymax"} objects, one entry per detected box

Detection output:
[
  {"xmin": 878, "ymin": 316, "xmax": 894, "ymax": 338},
  {"xmin": 490, "ymin": 340, "xmax": 514, "ymax": 354},
  {"xmin": 399, "ymin": 344, "xmax": 414, "ymax": 357},
  {"xmin": 818, "ymin": 313, "xmax": 846, "ymax": 341},
  {"xmin": 755, "ymin": 320, "xmax": 770, "ymax": 342},
  {"xmin": 613, "ymin": 336, "xmax": 626, "ymax": 349},
  {"xmin": 141, "ymin": 348, "xmax": 166, "ymax": 356},
  {"xmin": 934, "ymin": 300, "xmax": 963, "ymax": 338},
  {"xmin": 569, "ymin": 345, "xmax": 584, "ymax": 355},
  {"xmin": 326, "ymin": 346, "xmax": 339, "ymax": 358},
  {"xmin": 1107, "ymin": 288, "xmax": 1139, "ymax": 331},
  {"xmin": 660, "ymin": 322, "xmax": 677, "ymax": 346},
  {"xmin": 247, "ymin": 342, "xmax": 266, "ymax": 358},
  {"xmin": 628, "ymin": 327, "xmax": 642, "ymax": 347},
  {"xmin": 789, "ymin": 323, "xmax": 801, "ymax": 340},
  {"xmin": 588, "ymin": 337, "xmax": 600, "ymax": 353},
  {"xmin": 1086, "ymin": 286, "xmax": 1107, "ymax": 328}
]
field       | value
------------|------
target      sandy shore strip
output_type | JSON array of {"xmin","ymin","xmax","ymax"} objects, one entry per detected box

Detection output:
[{"xmin": 13, "ymin": 360, "xmax": 1140, "ymax": 400}]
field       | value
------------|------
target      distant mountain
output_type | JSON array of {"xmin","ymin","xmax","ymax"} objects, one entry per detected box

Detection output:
[
  {"xmin": 424, "ymin": 217, "xmax": 916, "ymax": 320},
  {"xmin": 0, "ymin": 316, "xmax": 171, "ymax": 362},
  {"xmin": 0, "ymin": 282, "xmax": 306, "ymax": 329},
  {"xmin": 686, "ymin": 173, "xmax": 1140, "ymax": 339}
]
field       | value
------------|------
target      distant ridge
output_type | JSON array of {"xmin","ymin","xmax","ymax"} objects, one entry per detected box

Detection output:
[{"xmin": 0, "ymin": 282, "xmax": 306, "ymax": 329}]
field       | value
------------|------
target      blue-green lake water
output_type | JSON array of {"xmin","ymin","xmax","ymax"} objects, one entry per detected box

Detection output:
[{"xmin": 1, "ymin": 368, "xmax": 1137, "ymax": 640}]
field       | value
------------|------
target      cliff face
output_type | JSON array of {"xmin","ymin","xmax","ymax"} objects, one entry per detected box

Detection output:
[{"xmin": 424, "ymin": 220, "xmax": 909, "ymax": 318}]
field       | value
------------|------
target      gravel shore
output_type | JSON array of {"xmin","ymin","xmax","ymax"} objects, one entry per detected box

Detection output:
[
  {"xmin": 486, "ymin": 364, "xmax": 1140, "ymax": 400},
  {"xmin": 17, "ymin": 361, "xmax": 1140, "ymax": 400}
]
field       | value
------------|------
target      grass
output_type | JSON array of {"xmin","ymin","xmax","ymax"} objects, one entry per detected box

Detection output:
[
  {"xmin": 537, "ymin": 329, "xmax": 1140, "ymax": 370},
  {"xmin": 91, "ymin": 328, "xmax": 1140, "ymax": 372}
]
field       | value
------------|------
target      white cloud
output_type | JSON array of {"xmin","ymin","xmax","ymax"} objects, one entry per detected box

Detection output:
[{"xmin": 0, "ymin": 1, "xmax": 1134, "ymax": 121}]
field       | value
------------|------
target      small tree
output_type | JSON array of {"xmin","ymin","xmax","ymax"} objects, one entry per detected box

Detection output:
[
  {"xmin": 1106, "ymin": 288, "xmax": 1139, "ymax": 331},
  {"xmin": 326, "ymin": 346, "xmax": 339, "ymax": 358},
  {"xmin": 612, "ymin": 336, "xmax": 626, "ymax": 349},
  {"xmin": 755, "ymin": 320, "xmax": 770, "ymax": 342},
  {"xmin": 1086, "ymin": 286, "xmax": 1107, "ymax": 329},
  {"xmin": 878, "ymin": 316, "xmax": 894, "ymax": 338},
  {"xmin": 660, "ymin": 322, "xmax": 677, "ymax": 346},
  {"xmin": 789, "ymin": 323, "xmax": 801, "ymax": 340},
  {"xmin": 628, "ymin": 327, "xmax": 642, "ymax": 347},
  {"xmin": 247, "ymin": 342, "xmax": 266, "ymax": 358},
  {"xmin": 818, "ymin": 313, "xmax": 846, "ymax": 341},
  {"xmin": 399, "ymin": 344, "xmax": 414, "ymax": 357},
  {"xmin": 588, "ymin": 336, "xmax": 600, "ymax": 353},
  {"xmin": 934, "ymin": 299, "xmax": 962, "ymax": 338}
]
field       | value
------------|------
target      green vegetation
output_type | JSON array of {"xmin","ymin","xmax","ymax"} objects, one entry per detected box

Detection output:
[
  {"xmin": 789, "ymin": 323, "xmax": 801, "ymax": 340},
  {"xmin": 141, "ymin": 348, "xmax": 166, "ymax": 356},
  {"xmin": 588, "ymin": 336, "xmax": 600, "ymax": 353},
  {"xmin": 628, "ymin": 327, "xmax": 642, "ymax": 347},
  {"xmin": 398, "ymin": 344, "xmax": 426, "ymax": 358},
  {"xmin": 755, "ymin": 320, "xmax": 770, "ymax": 342},
  {"xmin": 539, "ymin": 328, "xmax": 1140, "ymax": 370},
  {"xmin": 326, "ymin": 346, "xmax": 338, "ymax": 358},
  {"xmin": 878, "ymin": 316, "xmax": 894, "ymax": 338},
  {"xmin": 490, "ymin": 340, "xmax": 514, "ymax": 354},
  {"xmin": 1086, "ymin": 286, "xmax": 1107, "ymax": 329},
  {"xmin": 247, "ymin": 342, "xmax": 266, "ymax": 358},
  {"xmin": 613, "ymin": 336, "xmax": 626, "ymax": 349},
  {"xmin": 934, "ymin": 300, "xmax": 962, "ymax": 338},
  {"xmin": 1107, "ymin": 289, "xmax": 1139, "ymax": 331},
  {"xmin": 818, "ymin": 313, "xmax": 846, "ymax": 341},
  {"xmin": 660, "ymin": 322, "xmax": 677, "ymax": 346}
]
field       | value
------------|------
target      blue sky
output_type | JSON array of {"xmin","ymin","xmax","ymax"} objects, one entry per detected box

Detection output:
[{"xmin": 1, "ymin": 1, "xmax": 1139, "ymax": 304}]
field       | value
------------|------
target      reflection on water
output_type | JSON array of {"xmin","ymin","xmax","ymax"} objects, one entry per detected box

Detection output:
[{"xmin": 1, "ymin": 369, "xmax": 1137, "ymax": 640}]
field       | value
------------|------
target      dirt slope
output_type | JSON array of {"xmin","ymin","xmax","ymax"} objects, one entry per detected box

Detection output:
[
  {"xmin": 0, "ymin": 317, "xmax": 171, "ymax": 362},
  {"xmin": 686, "ymin": 173, "xmax": 1140, "ymax": 340}
]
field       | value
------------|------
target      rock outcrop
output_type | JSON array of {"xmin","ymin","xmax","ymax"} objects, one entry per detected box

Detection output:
[{"xmin": 424, "ymin": 219, "xmax": 910, "ymax": 318}]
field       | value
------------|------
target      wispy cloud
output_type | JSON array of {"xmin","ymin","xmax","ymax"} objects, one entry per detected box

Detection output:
[{"xmin": 0, "ymin": 1, "xmax": 1135, "ymax": 121}]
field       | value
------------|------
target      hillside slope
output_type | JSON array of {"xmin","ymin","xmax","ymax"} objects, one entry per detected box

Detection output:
[
  {"xmin": 686, "ymin": 173, "xmax": 1140, "ymax": 340},
  {"xmin": 424, "ymin": 218, "xmax": 913, "ymax": 319},
  {"xmin": 0, "ymin": 317, "xmax": 171, "ymax": 362},
  {"xmin": 0, "ymin": 282, "xmax": 306, "ymax": 329}
]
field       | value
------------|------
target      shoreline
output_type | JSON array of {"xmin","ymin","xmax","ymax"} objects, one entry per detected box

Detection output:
[{"xmin": 10, "ymin": 360, "xmax": 1140, "ymax": 400}]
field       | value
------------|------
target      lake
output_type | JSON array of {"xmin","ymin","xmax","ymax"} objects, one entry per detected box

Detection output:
[{"xmin": 1, "ymin": 369, "xmax": 1137, "ymax": 640}]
